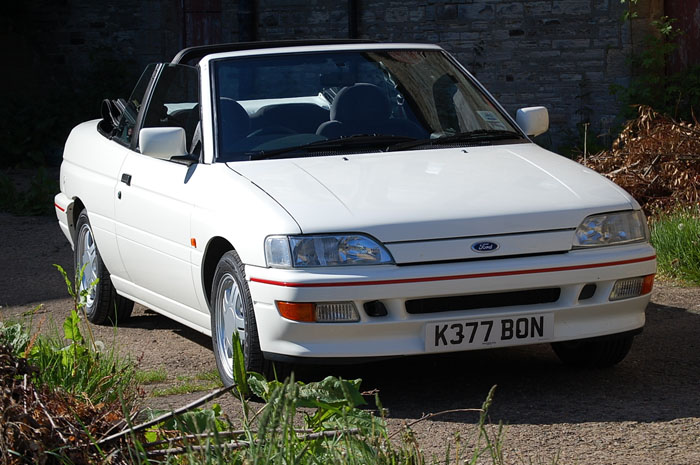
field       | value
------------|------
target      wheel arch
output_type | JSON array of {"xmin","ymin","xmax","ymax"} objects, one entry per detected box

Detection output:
[
  {"xmin": 202, "ymin": 236, "xmax": 234, "ymax": 307},
  {"xmin": 69, "ymin": 197, "xmax": 86, "ymax": 245}
]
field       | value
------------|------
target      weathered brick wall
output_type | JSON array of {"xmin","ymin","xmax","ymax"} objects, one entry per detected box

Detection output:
[
  {"xmin": 251, "ymin": 0, "xmax": 662, "ymax": 149},
  {"xmin": 6, "ymin": 2, "xmax": 179, "ymax": 85},
  {"xmin": 5, "ymin": 0, "xmax": 663, "ymax": 150}
]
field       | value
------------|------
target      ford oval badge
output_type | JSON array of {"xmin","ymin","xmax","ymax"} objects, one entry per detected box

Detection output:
[{"xmin": 471, "ymin": 241, "xmax": 499, "ymax": 253}]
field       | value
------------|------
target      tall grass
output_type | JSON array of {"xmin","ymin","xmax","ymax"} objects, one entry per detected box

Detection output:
[{"xmin": 650, "ymin": 206, "xmax": 700, "ymax": 284}]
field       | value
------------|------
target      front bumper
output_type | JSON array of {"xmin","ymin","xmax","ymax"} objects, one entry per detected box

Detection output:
[{"xmin": 247, "ymin": 243, "xmax": 656, "ymax": 359}]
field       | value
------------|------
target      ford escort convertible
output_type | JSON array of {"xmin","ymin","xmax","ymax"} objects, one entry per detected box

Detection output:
[{"xmin": 54, "ymin": 41, "xmax": 656, "ymax": 385}]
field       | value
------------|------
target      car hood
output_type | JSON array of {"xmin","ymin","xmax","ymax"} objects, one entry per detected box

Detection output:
[{"xmin": 227, "ymin": 143, "xmax": 633, "ymax": 242}]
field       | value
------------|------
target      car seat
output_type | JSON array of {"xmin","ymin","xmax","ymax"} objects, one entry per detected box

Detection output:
[
  {"xmin": 219, "ymin": 98, "xmax": 251, "ymax": 154},
  {"xmin": 316, "ymin": 83, "xmax": 426, "ymax": 139}
]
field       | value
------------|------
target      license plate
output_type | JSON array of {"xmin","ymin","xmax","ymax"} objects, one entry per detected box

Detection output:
[{"xmin": 425, "ymin": 313, "xmax": 554, "ymax": 352}]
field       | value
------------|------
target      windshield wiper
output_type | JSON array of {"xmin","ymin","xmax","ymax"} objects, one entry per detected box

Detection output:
[
  {"xmin": 248, "ymin": 134, "xmax": 419, "ymax": 160},
  {"xmin": 386, "ymin": 129, "xmax": 526, "ymax": 152}
]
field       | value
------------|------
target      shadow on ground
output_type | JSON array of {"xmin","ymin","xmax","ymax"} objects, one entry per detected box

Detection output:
[{"xmin": 285, "ymin": 300, "xmax": 700, "ymax": 426}]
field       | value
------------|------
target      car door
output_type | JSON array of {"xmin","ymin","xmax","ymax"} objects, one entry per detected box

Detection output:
[{"xmin": 113, "ymin": 64, "xmax": 203, "ymax": 318}]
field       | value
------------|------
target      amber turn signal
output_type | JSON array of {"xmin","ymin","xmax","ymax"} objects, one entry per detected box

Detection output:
[
  {"xmin": 641, "ymin": 274, "xmax": 655, "ymax": 295},
  {"xmin": 276, "ymin": 301, "xmax": 315, "ymax": 322}
]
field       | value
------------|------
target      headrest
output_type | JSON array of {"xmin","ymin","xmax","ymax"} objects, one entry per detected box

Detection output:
[
  {"xmin": 256, "ymin": 103, "xmax": 329, "ymax": 132},
  {"xmin": 219, "ymin": 98, "xmax": 251, "ymax": 138}
]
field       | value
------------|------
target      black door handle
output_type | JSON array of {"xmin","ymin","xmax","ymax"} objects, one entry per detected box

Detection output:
[{"xmin": 121, "ymin": 173, "xmax": 132, "ymax": 186}]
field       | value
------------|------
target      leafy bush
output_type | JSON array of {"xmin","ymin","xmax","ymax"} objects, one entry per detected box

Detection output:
[{"xmin": 611, "ymin": 16, "xmax": 700, "ymax": 122}]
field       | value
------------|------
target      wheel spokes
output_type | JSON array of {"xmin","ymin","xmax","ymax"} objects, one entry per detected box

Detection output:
[
  {"xmin": 79, "ymin": 226, "xmax": 98, "ymax": 307},
  {"xmin": 216, "ymin": 273, "xmax": 247, "ymax": 378}
]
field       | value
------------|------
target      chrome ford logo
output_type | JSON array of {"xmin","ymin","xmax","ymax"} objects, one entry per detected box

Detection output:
[{"xmin": 471, "ymin": 241, "xmax": 499, "ymax": 253}]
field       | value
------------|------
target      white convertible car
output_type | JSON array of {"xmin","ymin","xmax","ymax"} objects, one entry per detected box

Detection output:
[{"xmin": 55, "ymin": 41, "xmax": 656, "ymax": 384}]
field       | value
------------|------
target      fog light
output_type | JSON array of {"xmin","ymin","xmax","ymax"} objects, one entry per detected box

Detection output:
[
  {"xmin": 609, "ymin": 276, "xmax": 645, "ymax": 301},
  {"xmin": 364, "ymin": 300, "xmax": 388, "ymax": 317},
  {"xmin": 315, "ymin": 302, "xmax": 360, "ymax": 322},
  {"xmin": 276, "ymin": 301, "xmax": 359, "ymax": 323}
]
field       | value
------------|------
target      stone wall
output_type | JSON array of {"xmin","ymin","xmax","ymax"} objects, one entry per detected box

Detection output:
[
  {"xmin": 4, "ymin": 0, "xmax": 665, "ymax": 150},
  {"xmin": 251, "ymin": 0, "xmax": 663, "ymax": 148}
]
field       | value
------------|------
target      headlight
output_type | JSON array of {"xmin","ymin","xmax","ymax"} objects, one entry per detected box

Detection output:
[
  {"xmin": 265, "ymin": 234, "xmax": 394, "ymax": 268},
  {"xmin": 573, "ymin": 210, "xmax": 648, "ymax": 248}
]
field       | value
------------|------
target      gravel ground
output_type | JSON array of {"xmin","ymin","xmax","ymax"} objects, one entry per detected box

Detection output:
[{"xmin": 1, "ymin": 212, "xmax": 699, "ymax": 464}]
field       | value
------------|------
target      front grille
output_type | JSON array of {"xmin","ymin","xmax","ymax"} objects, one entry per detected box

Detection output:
[
  {"xmin": 405, "ymin": 288, "xmax": 561, "ymax": 314},
  {"xmin": 396, "ymin": 250, "xmax": 567, "ymax": 267}
]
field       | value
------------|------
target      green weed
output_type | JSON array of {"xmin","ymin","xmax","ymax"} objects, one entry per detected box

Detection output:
[
  {"xmin": 195, "ymin": 369, "xmax": 224, "ymax": 382},
  {"xmin": 11, "ymin": 266, "xmax": 138, "ymax": 404},
  {"xmin": 151, "ymin": 380, "xmax": 222, "ymax": 397},
  {"xmin": 0, "ymin": 266, "xmax": 540, "ymax": 464},
  {"xmin": 135, "ymin": 367, "xmax": 169, "ymax": 385},
  {"xmin": 121, "ymin": 333, "xmax": 509, "ymax": 464},
  {"xmin": 610, "ymin": 15, "xmax": 700, "ymax": 122},
  {"xmin": 650, "ymin": 207, "xmax": 700, "ymax": 284},
  {"xmin": 0, "ymin": 320, "xmax": 31, "ymax": 355}
]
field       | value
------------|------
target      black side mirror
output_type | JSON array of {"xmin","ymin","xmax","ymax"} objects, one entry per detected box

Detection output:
[{"xmin": 101, "ymin": 99, "xmax": 122, "ymax": 127}]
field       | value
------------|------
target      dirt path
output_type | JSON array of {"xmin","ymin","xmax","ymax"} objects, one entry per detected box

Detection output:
[{"xmin": 1, "ymin": 212, "xmax": 699, "ymax": 464}]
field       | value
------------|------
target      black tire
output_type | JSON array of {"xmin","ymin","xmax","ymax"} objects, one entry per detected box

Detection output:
[
  {"xmin": 210, "ymin": 250, "xmax": 267, "ymax": 386},
  {"xmin": 551, "ymin": 333, "xmax": 635, "ymax": 368},
  {"xmin": 75, "ymin": 209, "xmax": 134, "ymax": 325}
]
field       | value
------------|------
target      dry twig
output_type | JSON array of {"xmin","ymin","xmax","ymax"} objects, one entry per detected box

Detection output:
[
  {"xmin": 97, "ymin": 384, "xmax": 235, "ymax": 445},
  {"xmin": 388, "ymin": 408, "xmax": 483, "ymax": 439},
  {"xmin": 581, "ymin": 106, "xmax": 700, "ymax": 213}
]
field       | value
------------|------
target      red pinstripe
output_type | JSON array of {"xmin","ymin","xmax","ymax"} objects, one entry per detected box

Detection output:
[{"xmin": 250, "ymin": 255, "xmax": 656, "ymax": 288}]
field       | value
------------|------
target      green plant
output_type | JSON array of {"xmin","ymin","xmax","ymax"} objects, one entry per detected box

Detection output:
[
  {"xmin": 135, "ymin": 367, "xmax": 169, "ymax": 385},
  {"xmin": 7, "ymin": 265, "xmax": 137, "ymax": 405},
  {"xmin": 611, "ymin": 16, "xmax": 700, "ymax": 122},
  {"xmin": 195, "ymin": 369, "xmax": 224, "ymax": 382},
  {"xmin": 0, "ymin": 268, "xmax": 142, "ymax": 464},
  {"xmin": 619, "ymin": 0, "xmax": 639, "ymax": 22},
  {"xmin": 115, "ymin": 333, "xmax": 511, "ymax": 465},
  {"xmin": 1, "ymin": 266, "xmax": 543, "ymax": 464},
  {"xmin": 650, "ymin": 207, "xmax": 700, "ymax": 284},
  {"xmin": 151, "ymin": 380, "xmax": 223, "ymax": 397}
]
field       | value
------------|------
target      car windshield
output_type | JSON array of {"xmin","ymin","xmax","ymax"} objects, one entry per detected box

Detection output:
[{"xmin": 212, "ymin": 49, "xmax": 521, "ymax": 162}]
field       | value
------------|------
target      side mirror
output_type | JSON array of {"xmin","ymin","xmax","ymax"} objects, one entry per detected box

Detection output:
[
  {"xmin": 100, "ymin": 99, "xmax": 121, "ymax": 127},
  {"xmin": 139, "ymin": 127, "xmax": 187, "ymax": 160},
  {"xmin": 98, "ymin": 98, "xmax": 125, "ymax": 135},
  {"xmin": 516, "ymin": 106, "xmax": 549, "ymax": 137}
]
